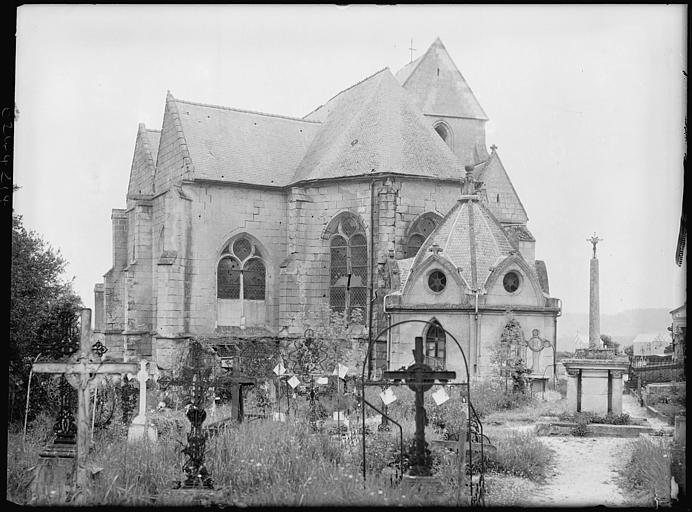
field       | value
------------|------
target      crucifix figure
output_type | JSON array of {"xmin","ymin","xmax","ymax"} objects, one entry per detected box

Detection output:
[
  {"xmin": 32, "ymin": 309, "xmax": 140, "ymax": 493},
  {"xmin": 587, "ymin": 232, "xmax": 603, "ymax": 259},
  {"xmin": 384, "ymin": 336, "xmax": 455, "ymax": 476}
]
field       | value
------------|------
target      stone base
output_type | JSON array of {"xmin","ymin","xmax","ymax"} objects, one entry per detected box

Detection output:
[
  {"xmin": 399, "ymin": 475, "xmax": 444, "ymax": 495},
  {"xmin": 30, "ymin": 455, "xmax": 76, "ymax": 504},
  {"xmin": 127, "ymin": 420, "xmax": 158, "ymax": 443}
]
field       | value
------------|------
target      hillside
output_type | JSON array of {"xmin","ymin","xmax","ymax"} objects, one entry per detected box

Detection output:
[{"xmin": 556, "ymin": 308, "xmax": 674, "ymax": 352}]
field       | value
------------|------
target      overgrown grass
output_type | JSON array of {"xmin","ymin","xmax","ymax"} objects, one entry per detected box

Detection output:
[
  {"xmin": 10, "ymin": 415, "xmax": 471, "ymax": 506},
  {"xmin": 484, "ymin": 430, "xmax": 555, "ymax": 482},
  {"xmin": 617, "ymin": 437, "xmax": 673, "ymax": 506}
]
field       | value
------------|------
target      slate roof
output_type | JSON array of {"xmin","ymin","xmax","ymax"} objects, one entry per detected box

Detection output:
[
  {"xmin": 145, "ymin": 129, "xmax": 161, "ymax": 166},
  {"xmin": 171, "ymin": 96, "xmax": 320, "ymax": 186},
  {"xmin": 293, "ymin": 68, "xmax": 463, "ymax": 183},
  {"xmin": 410, "ymin": 197, "xmax": 517, "ymax": 289},
  {"xmin": 396, "ymin": 38, "xmax": 488, "ymax": 121}
]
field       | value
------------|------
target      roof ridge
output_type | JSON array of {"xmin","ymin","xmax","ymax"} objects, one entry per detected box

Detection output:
[
  {"xmin": 304, "ymin": 67, "xmax": 390, "ymax": 119},
  {"xmin": 173, "ymin": 97, "xmax": 321, "ymax": 124}
]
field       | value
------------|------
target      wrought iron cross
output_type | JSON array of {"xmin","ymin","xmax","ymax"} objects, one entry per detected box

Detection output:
[
  {"xmin": 383, "ymin": 337, "xmax": 455, "ymax": 476},
  {"xmin": 409, "ymin": 38, "xmax": 416, "ymax": 62},
  {"xmin": 587, "ymin": 232, "xmax": 603, "ymax": 258}
]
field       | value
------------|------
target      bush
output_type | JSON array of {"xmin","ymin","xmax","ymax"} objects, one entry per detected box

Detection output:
[
  {"xmin": 618, "ymin": 437, "xmax": 672, "ymax": 505},
  {"xmin": 484, "ymin": 430, "xmax": 555, "ymax": 481},
  {"xmin": 469, "ymin": 378, "xmax": 533, "ymax": 418}
]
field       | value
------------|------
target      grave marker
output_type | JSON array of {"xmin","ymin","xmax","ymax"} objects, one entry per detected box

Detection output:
[
  {"xmin": 31, "ymin": 309, "xmax": 140, "ymax": 499},
  {"xmin": 383, "ymin": 336, "xmax": 455, "ymax": 476}
]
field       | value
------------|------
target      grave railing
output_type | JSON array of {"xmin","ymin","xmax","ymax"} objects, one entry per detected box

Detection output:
[{"xmin": 360, "ymin": 319, "xmax": 486, "ymax": 507}]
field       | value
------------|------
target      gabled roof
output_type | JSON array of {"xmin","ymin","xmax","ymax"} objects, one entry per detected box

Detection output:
[
  {"xmin": 410, "ymin": 197, "xmax": 517, "ymax": 289},
  {"xmin": 127, "ymin": 123, "xmax": 160, "ymax": 199},
  {"xmin": 171, "ymin": 95, "xmax": 320, "ymax": 186},
  {"xmin": 292, "ymin": 68, "xmax": 463, "ymax": 184},
  {"xmin": 396, "ymin": 37, "xmax": 488, "ymax": 121},
  {"xmin": 476, "ymin": 149, "xmax": 529, "ymax": 223}
]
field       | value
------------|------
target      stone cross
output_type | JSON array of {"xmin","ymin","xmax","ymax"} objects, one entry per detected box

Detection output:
[
  {"xmin": 383, "ymin": 336, "xmax": 456, "ymax": 476},
  {"xmin": 32, "ymin": 309, "xmax": 140, "ymax": 491},
  {"xmin": 128, "ymin": 360, "xmax": 150, "ymax": 422},
  {"xmin": 126, "ymin": 360, "xmax": 159, "ymax": 443}
]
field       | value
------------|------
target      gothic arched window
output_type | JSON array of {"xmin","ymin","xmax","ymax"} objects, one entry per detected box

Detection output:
[
  {"xmin": 217, "ymin": 237, "xmax": 266, "ymax": 301},
  {"xmin": 425, "ymin": 320, "xmax": 446, "ymax": 370},
  {"xmin": 434, "ymin": 121, "xmax": 453, "ymax": 149},
  {"xmin": 328, "ymin": 214, "xmax": 368, "ymax": 320},
  {"xmin": 405, "ymin": 213, "xmax": 442, "ymax": 258}
]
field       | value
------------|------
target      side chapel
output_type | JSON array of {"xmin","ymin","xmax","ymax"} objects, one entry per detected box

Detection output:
[{"xmin": 94, "ymin": 38, "xmax": 561, "ymax": 380}]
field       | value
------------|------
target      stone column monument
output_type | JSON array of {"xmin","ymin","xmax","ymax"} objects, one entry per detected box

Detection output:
[
  {"xmin": 588, "ymin": 233, "xmax": 603, "ymax": 348},
  {"xmin": 562, "ymin": 234, "xmax": 629, "ymax": 415}
]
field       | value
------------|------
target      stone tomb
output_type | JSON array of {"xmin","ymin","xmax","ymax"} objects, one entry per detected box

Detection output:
[{"xmin": 563, "ymin": 352, "xmax": 629, "ymax": 414}]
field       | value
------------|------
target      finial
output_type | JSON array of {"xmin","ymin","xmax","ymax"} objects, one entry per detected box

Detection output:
[
  {"xmin": 490, "ymin": 144, "xmax": 498, "ymax": 152},
  {"xmin": 586, "ymin": 232, "xmax": 603, "ymax": 258},
  {"xmin": 429, "ymin": 243, "xmax": 443, "ymax": 255}
]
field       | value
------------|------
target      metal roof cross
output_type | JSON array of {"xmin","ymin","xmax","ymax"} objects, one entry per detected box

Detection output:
[{"xmin": 409, "ymin": 38, "xmax": 417, "ymax": 63}]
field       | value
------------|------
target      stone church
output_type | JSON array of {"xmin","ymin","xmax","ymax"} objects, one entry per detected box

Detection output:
[{"xmin": 94, "ymin": 38, "xmax": 561, "ymax": 380}]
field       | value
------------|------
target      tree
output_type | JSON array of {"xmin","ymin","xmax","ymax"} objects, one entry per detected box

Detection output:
[
  {"xmin": 624, "ymin": 345, "xmax": 634, "ymax": 358},
  {"xmin": 600, "ymin": 334, "xmax": 620, "ymax": 354},
  {"xmin": 9, "ymin": 214, "xmax": 82, "ymax": 422}
]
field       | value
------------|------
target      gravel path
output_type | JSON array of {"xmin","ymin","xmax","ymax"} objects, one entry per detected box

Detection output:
[
  {"xmin": 520, "ymin": 392, "xmax": 665, "ymax": 507},
  {"xmin": 528, "ymin": 436, "xmax": 632, "ymax": 507}
]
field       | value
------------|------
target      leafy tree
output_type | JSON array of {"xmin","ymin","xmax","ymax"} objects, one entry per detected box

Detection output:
[
  {"xmin": 600, "ymin": 334, "xmax": 620, "ymax": 354},
  {"xmin": 624, "ymin": 345, "xmax": 634, "ymax": 358},
  {"xmin": 9, "ymin": 214, "xmax": 82, "ymax": 422}
]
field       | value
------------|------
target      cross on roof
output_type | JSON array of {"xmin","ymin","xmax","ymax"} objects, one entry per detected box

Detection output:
[
  {"xmin": 490, "ymin": 144, "xmax": 498, "ymax": 152},
  {"xmin": 409, "ymin": 38, "xmax": 417, "ymax": 63}
]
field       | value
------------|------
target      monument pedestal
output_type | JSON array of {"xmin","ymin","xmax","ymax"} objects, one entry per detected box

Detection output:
[
  {"xmin": 127, "ymin": 415, "xmax": 158, "ymax": 443},
  {"xmin": 30, "ymin": 441, "xmax": 77, "ymax": 504},
  {"xmin": 563, "ymin": 350, "xmax": 628, "ymax": 414}
]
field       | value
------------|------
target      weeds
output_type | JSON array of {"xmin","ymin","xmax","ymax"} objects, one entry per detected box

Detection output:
[
  {"xmin": 484, "ymin": 430, "xmax": 555, "ymax": 482},
  {"xmin": 618, "ymin": 437, "xmax": 672, "ymax": 505}
]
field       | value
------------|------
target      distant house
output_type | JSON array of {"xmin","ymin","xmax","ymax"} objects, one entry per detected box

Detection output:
[
  {"xmin": 631, "ymin": 332, "xmax": 672, "ymax": 356},
  {"xmin": 573, "ymin": 332, "xmax": 589, "ymax": 351},
  {"xmin": 669, "ymin": 303, "xmax": 686, "ymax": 363}
]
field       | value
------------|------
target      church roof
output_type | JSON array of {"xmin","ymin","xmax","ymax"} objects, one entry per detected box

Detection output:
[
  {"xmin": 292, "ymin": 68, "xmax": 463, "ymax": 184},
  {"xmin": 396, "ymin": 38, "xmax": 488, "ymax": 121},
  {"xmin": 144, "ymin": 129, "xmax": 161, "ymax": 165},
  {"xmin": 171, "ymin": 96, "xmax": 320, "ymax": 186},
  {"xmin": 410, "ymin": 197, "xmax": 517, "ymax": 289}
]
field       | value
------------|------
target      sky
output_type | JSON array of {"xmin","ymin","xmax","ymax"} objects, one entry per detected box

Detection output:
[{"xmin": 13, "ymin": 5, "xmax": 687, "ymax": 320}]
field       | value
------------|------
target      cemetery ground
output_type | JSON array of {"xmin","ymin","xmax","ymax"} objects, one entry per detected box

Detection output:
[{"xmin": 8, "ymin": 377, "xmax": 682, "ymax": 507}]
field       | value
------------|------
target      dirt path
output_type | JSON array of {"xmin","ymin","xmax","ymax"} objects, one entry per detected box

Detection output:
[
  {"xmin": 528, "ymin": 436, "xmax": 632, "ymax": 506},
  {"xmin": 521, "ymin": 392, "xmax": 665, "ymax": 507}
]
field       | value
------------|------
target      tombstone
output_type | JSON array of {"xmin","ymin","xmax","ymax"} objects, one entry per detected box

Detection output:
[
  {"xmin": 127, "ymin": 360, "xmax": 158, "ymax": 443},
  {"xmin": 30, "ymin": 309, "xmax": 140, "ymax": 502}
]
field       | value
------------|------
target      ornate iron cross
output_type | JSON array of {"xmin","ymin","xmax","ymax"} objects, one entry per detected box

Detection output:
[{"xmin": 383, "ymin": 337, "xmax": 455, "ymax": 476}]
